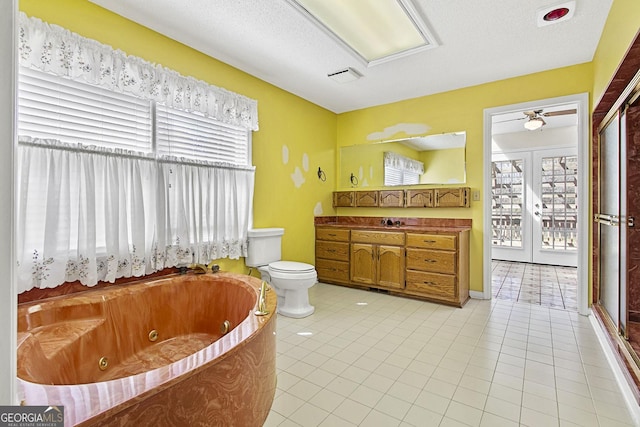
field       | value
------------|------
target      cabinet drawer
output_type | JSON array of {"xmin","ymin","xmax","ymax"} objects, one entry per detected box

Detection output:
[
  {"xmin": 316, "ymin": 241, "xmax": 349, "ymax": 261},
  {"xmin": 406, "ymin": 248, "xmax": 456, "ymax": 274},
  {"xmin": 406, "ymin": 270, "xmax": 456, "ymax": 299},
  {"xmin": 316, "ymin": 227, "xmax": 350, "ymax": 242},
  {"xmin": 406, "ymin": 233, "xmax": 457, "ymax": 250},
  {"xmin": 351, "ymin": 230, "xmax": 405, "ymax": 245},
  {"xmin": 316, "ymin": 259, "xmax": 350, "ymax": 283}
]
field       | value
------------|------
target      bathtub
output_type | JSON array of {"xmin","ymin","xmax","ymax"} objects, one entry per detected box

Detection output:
[{"xmin": 17, "ymin": 272, "xmax": 277, "ymax": 426}]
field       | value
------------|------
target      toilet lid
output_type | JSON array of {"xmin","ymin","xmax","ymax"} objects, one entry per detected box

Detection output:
[{"xmin": 269, "ymin": 261, "xmax": 315, "ymax": 273}]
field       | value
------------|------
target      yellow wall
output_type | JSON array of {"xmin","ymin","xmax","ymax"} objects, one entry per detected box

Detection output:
[
  {"xmin": 19, "ymin": 0, "xmax": 337, "ymax": 271},
  {"xmin": 337, "ymin": 64, "xmax": 593, "ymax": 292},
  {"xmin": 18, "ymin": 1, "xmax": 640, "ymax": 296},
  {"xmin": 420, "ymin": 148, "xmax": 466, "ymax": 184},
  {"xmin": 592, "ymin": 0, "xmax": 640, "ymax": 106}
]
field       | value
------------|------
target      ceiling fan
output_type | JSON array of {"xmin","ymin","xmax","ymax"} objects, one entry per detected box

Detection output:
[{"xmin": 497, "ymin": 108, "xmax": 577, "ymax": 131}]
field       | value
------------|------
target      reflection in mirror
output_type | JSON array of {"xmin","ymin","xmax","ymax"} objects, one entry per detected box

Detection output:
[{"xmin": 339, "ymin": 132, "xmax": 466, "ymax": 188}]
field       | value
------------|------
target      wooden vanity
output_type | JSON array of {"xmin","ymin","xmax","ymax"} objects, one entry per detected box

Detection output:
[{"xmin": 315, "ymin": 216, "xmax": 471, "ymax": 307}]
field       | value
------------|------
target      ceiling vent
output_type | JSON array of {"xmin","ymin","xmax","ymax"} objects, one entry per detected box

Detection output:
[
  {"xmin": 537, "ymin": 1, "xmax": 576, "ymax": 27},
  {"xmin": 328, "ymin": 67, "xmax": 362, "ymax": 83}
]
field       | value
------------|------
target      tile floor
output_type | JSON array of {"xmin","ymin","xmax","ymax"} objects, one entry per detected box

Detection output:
[
  {"xmin": 264, "ymin": 283, "xmax": 638, "ymax": 427},
  {"xmin": 492, "ymin": 261, "xmax": 578, "ymax": 311}
]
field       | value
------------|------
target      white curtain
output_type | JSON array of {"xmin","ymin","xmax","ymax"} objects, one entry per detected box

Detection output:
[
  {"xmin": 16, "ymin": 138, "xmax": 254, "ymax": 293},
  {"xmin": 18, "ymin": 12, "xmax": 259, "ymax": 131},
  {"xmin": 384, "ymin": 151, "xmax": 425, "ymax": 174}
]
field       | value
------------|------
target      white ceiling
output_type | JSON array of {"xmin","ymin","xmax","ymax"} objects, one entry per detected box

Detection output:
[{"xmin": 89, "ymin": 0, "xmax": 612, "ymax": 114}]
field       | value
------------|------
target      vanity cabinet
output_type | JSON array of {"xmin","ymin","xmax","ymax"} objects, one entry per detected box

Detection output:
[
  {"xmin": 315, "ymin": 221, "xmax": 470, "ymax": 307},
  {"xmin": 405, "ymin": 232, "xmax": 469, "ymax": 306},
  {"xmin": 315, "ymin": 227, "xmax": 350, "ymax": 284},
  {"xmin": 350, "ymin": 230, "xmax": 405, "ymax": 290}
]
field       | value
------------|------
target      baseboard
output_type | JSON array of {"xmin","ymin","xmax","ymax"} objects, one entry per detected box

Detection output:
[
  {"xmin": 469, "ymin": 290, "xmax": 486, "ymax": 300},
  {"xmin": 589, "ymin": 309, "xmax": 640, "ymax": 426}
]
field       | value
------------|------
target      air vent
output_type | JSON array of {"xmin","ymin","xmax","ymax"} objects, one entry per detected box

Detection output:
[{"xmin": 328, "ymin": 67, "xmax": 362, "ymax": 83}]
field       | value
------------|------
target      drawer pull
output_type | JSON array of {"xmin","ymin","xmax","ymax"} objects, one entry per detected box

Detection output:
[
  {"xmin": 327, "ymin": 249, "xmax": 336, "ymax": 253},
  {"xmin": 425, "ymin": 259, "xmax": 437, "ymax": 263},
  {"xmin": 423, "ymin": 281, "xmax": 437, "ymax": 286},
  {"xmin": 328, "ymin": 233, "xmax": 337, "ymax": 236},
  {"xmin": 423, "ymin": 240, "xmax": 436, "ymax": 243}
]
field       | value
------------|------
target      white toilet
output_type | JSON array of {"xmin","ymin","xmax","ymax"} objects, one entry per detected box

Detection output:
[{"xmin": 246, "ymin": 228, "xmax": 317, "ymax": 318}]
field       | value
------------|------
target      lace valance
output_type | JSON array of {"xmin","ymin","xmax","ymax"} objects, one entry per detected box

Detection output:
[
  {"xmin": 18, "ymin": 12, "xmax": 259, "ymax": 131},
  {"xmin": 384, "ymin": 151, "xmax": 424, "ymax": 174}
]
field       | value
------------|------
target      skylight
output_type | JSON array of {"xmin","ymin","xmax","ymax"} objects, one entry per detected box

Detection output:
[{"xmin": 287, "ymin": 0, "xmax": 438, "ymax": 66}]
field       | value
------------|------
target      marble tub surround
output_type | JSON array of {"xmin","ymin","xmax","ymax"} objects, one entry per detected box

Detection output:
[
  {"xmin": 17, "ymin": 273, "xmax": 277, "ymax": 426},
  {"xmin": 314, "ymin": 216, "xmax": 472, "ymax": 231}
]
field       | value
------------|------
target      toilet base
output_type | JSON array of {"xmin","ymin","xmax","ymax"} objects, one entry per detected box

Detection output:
[
  {"xmin": 276, "ymin": 288, "xmax": 315, "ymax": 318},
  {"xmin": 278, "ymin": 304, "xmax": 315, "ymax": 318}
]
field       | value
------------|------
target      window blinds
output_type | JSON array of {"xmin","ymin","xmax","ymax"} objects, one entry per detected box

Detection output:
[
  {"xmin": 18, "ymin": 66, "xmax": 152, "ymax": 152},
  {"xmin": 156, "ymin": 104, "xmax": 250, "ymax": 165}
]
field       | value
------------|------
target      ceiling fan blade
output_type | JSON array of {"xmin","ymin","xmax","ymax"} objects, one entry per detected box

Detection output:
[
  {"xmin": 494, "ymin": 117, "xmax": 526, "ymax": 124},
  {"xmin": 542, "ymin": 108, "xmax": 577, "ymax": 117}
]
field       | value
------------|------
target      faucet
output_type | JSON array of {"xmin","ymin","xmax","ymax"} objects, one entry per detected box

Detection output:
[
  {"xmin": 254, "ymin": 281, "xmax": 270, "ymax": 316},
  {"xmin": 188, "ymin": 260, "xmax": 220, "ymax": 274}
]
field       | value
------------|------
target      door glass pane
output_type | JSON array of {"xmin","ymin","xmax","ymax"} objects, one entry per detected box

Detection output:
[
  {"xmin": 540, "ymin": 155, "xmax": 578, "ymax": 251},
  {"xmin": 599, "ymin": 116, "xmax": 620, "ymax": 326},
  {"xmin": 492, "ymin": 159, "xmax": 523, "ymax": 248}
]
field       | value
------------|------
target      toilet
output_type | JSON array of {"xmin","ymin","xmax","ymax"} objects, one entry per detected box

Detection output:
[{"xmin": 246, "ymin": 228, "xmax": 317, "ymax": 318}]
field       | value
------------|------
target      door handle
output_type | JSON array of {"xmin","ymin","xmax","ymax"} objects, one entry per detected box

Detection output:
[{"xmin": 594, "ymin": 213, "xmax": 620, "ymax": 226}]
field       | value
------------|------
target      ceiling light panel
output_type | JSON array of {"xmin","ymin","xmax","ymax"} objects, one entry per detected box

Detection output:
[{"xmin": 288, "ymin": 0, "xmax": 437, "ymax": 65}]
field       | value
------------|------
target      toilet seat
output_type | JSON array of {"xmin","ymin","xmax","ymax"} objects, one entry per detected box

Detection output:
[
  {"xmin": 269, "ymin": 261, "xmax": 315, "ymax": 273},
  {"xmin": 268, "ymin": 261, "xmax": 317, "ymax": 281}
]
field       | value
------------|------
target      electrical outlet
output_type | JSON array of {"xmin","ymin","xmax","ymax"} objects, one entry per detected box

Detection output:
[{"xmin": 472, "ymin": 190, "xmax": 481, "ymax": 201}]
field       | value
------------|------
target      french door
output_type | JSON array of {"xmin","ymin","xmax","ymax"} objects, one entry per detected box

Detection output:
[{"xmin": 492, "ymin": 148, "xmax": 578, "ymax": 267}]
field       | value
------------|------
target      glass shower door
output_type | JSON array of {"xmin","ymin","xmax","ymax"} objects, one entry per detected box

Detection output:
[{"xmin": 597, "ymin": 114, "xmax": 621, "ymax": 328}]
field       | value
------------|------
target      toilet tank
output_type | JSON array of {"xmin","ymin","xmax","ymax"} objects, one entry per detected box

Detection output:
[{"xmin": 246, "ymin": 228, "xmax": 284, "ymax": 267}]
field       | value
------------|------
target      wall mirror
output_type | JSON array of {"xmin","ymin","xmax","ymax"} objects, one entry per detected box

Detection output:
[{"xmin": 339, "ymin": 131, "xmax": 466, "ymax": 188}]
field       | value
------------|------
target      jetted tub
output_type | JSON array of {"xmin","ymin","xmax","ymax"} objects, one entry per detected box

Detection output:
[{"xmin": 17, "ymin": 272, "xmax": 277, "ymax": 426}]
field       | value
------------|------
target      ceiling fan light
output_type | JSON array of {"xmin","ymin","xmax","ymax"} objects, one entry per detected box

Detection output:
[{"xmin": 524, "ymin": 117, "xmax": 545, "ymax": 130}]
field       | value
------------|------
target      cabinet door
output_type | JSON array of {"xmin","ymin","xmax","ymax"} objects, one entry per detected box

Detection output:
[
  {"xmin": 434, "ymin": 188, "xmax": 470, "ymax": 207},
  {"xmin": 377, "ymin": 245, "xmax": 405, "ymax": 290},
  {"xmin": 333, "ymin": 191, "xmax": 354, "ymax": 207},
  {"xmin": 355, "ymin": 191, "xmax": 378, "ymax": 207},
  {"xmin": 379, "ymin": 190, "xmax": 404, "ymax": 207},
  {"xmin": 405, "ymin": 189, "xmax": 433, "ymax": 207},
  {"xmin": 351, "ymin": 243, "xmax": 376, "ymax": 285}
]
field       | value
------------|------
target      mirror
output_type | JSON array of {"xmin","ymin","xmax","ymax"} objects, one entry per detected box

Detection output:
[{"xmin": 339, "ymin": 131, "xmax": 466, "ymax": 188}]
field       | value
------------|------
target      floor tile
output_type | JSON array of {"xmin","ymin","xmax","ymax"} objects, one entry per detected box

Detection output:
[{"xmin": 266, "ymin": 283, "xmax": 638, "ymax": 427}]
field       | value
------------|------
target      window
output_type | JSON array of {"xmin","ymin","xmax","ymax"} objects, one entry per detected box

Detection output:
[{"xmin": 16, "ymin": 67, "xmax": 254, "ymax": 293}]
